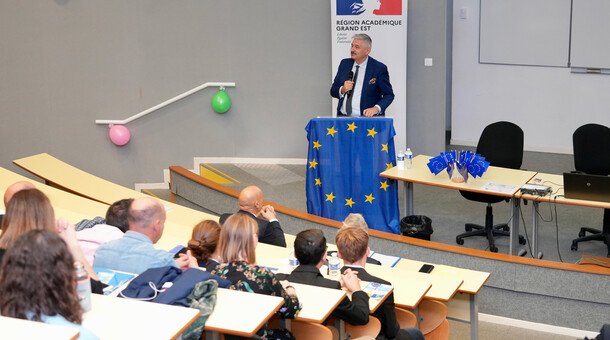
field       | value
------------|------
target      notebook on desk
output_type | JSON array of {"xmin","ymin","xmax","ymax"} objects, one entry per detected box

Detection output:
[{"xmin": 563, "ymin": 172, "xmax": 610, "ymax": 203}]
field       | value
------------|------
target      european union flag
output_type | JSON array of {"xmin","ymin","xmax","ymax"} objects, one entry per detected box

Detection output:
[{"xmin": 305, "ymin": 117, "xmax": 400, "ymax": 234}]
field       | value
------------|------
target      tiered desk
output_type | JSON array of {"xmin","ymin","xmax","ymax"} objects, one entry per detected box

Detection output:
[
  {"xmin": 12, "ymin": 153, "xmax": 490, "ymax": 339},
  {"xmin": 0, "ymin": 316, "xmax": 79, "ymax": 340}
]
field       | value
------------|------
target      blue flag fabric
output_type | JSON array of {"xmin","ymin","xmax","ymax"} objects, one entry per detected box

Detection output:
[{"xmin": 305, "ymin": 117, "xmax": 400, "ymax": 234}]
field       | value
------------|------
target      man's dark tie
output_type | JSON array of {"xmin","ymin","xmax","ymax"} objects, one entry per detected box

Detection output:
[{"xmin": 346, "ymin": 65, "xmax": 359, "ymax": 115}]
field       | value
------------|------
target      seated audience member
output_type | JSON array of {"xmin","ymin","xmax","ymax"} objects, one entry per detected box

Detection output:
[
  {"xmin": 93, "ymin": 196, "xmax": 196, "ymax": 274},
  {"xmin": 187, "ymin": 219, "xmax": 222, "ymax": 270},
  {"xmin": 342, "ymin": 213, "xmax": 369, "ymax": 231},
  {"xmin": 209, "ymin": 213, "xmax": 301, "ymax": 339},
  {"xmin": 341, "ymin": 213, "xmax": 382, "ymax": 265},
  {"xmin": 276, "ymin": 229, "xmax": 370, "ymax": 326},
  {"xmin": 0, "ymin": 188, "xmax": 102, "ymax": 293},
  {"xmin": 219, "ymin": 185, "xmax": 286, "ymax": 247},
  {"xmin": 77, "ymin": 198, "xmax": 133, "ymax": 265},
  {"xmin": 336, "ymin": 227, "xmax": 425, "ymax": 340},
  {"xmin": 0, "ymin": 230, "xmax": 99, "ymax": 340},
  {"xmin": 0, "ymin": 181, "xmax": 36, "ymax": 226}
]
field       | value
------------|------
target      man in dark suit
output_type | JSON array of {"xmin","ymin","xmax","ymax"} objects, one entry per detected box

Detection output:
[
  {"xmin": 276, "ymin": 229, "xmax": 370, "ymax": 326},
  {"xmin": 331, "ymin": 33, "xmax": 394, "ymax": 117},
  {"xmin": 336, "ymin": 226, "xmax": 425, "ymax": 340},
  {"xmin": 219, "ymin": 186, "xmax": 286, "ymax": 247}
]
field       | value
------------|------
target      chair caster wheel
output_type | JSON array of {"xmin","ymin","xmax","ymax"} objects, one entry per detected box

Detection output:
[
  {"xmin": 571, "ymin": 242, "xmax": 578, "ymax": 251},
  {"xmin": 519, "ymin": 236, "xmax": 526, "ymax": 245},
  {"xmin": 490, "ymin": 246, "xmax": 498, "ymax": 252},
  {"xmin": 465, "ymin": 226, "xmax": 472, "ymax": 232},
  {"xmin": 578, "ymin": 231, "xmax": 585, "ymax": 238},
  {"xmin": 456, "ymin": 237, "xmax": 464, "ymax": 245}
]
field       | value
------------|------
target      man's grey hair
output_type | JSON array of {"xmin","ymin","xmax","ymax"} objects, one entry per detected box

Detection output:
[
  {"xmin": 352, "ymin": 33, "xmax": 372, "ymax": 48},
  {"xmin": 342, "ymin": 213, "xmax": 369, "ymax": 231}
]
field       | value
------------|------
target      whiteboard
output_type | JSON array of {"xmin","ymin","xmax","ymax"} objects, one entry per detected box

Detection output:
[
  {"xmin": 479, "ymin": 0, "xmax": 571, "ymax": 67},
  {"xmin": 570, "ymin": 0, "xmax": 610, "ymax": 69}
]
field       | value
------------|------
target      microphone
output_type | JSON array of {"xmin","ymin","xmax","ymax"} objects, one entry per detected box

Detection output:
[{"xmin": 346, "ymin": 71, "xmax": 354, "ymax": 97}]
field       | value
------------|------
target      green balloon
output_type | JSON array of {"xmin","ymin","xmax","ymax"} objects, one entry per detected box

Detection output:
[{"xmin": 211, "ymin": 90, "xmax": 231, "ymax": 113}]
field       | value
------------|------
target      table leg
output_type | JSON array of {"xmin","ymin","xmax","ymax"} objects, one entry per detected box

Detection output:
[
  {"xmin": 532, "ymin": 201, "xmax": 541, "ymax": 259},
  {"xmin": 205, "ymin": 331, "xmax": 220, "ymax": 340},
  {"xmin": 335, "ymin": 318, "xmax": 346, "ymax": 340},
  {"xmin": 404, "ymin": 181, "xmax": 414, "ymax": 216},
  {"xmin": 470, "ymin": 294, "xmax": 478, "ymax": 340},
  {"xmin": 509, "ymin": 197, "xmax": 520, "ymax": 256}
]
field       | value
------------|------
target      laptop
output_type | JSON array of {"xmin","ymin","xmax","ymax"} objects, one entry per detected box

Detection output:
[{"xmin": 563, "ymin": 172, "xmax": 610, "ymax": 203}]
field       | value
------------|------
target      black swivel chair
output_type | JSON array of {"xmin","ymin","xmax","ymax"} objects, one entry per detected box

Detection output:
[
  {"xmin": 455, "ymin": 121, "xmax": 526, "ymax": 252},
  {"xmin": 570, "ymin": 123, "xmax": 610, "ymax": 257}
]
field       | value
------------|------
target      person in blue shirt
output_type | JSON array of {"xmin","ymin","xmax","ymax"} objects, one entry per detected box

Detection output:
[
  {"xmin": 0, "ymin": 230, "xmax": 99, "ymax": 340},
  {"xmin": 93, "ymin": 196, "xmax": 197, "ymax": 274}
]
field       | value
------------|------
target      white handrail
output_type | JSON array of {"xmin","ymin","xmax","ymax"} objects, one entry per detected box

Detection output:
[{"xmin": 95, "ymin": 82, "xmax": 236, "ymax": 125}]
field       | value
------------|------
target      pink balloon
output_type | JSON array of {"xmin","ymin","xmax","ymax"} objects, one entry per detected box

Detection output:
[{"xmin": 109, "ymin": 125, "xmax": 131, "ymax": 146}]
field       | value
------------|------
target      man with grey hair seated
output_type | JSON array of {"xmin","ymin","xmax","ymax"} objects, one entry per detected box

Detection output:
[
  {"xmin": 342, "ymin": 213, "xmax": 369, "ymax": 231},
  {"xmin": 341, "ymin": 213, "xmax": 381, "ymax": 266},
  {"xmin": 94, "ymin": 197, "xmax": 196, "ymax": 274}
]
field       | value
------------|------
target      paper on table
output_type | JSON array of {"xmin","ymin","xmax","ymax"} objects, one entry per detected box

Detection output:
[
  {"xmin": 362, "ymin": 282, "xmax": 393, "ymax": 300},
  {"xmin": 370, "ymin": 252, "xmax": 401, "ymax": 267},
  {"xmin": 480, "ymin": 183, "xmax": 518, "ymax": 195},
  {"xmin": 94, "ymin": 267, "xmax": 136, "ymax": 296}
]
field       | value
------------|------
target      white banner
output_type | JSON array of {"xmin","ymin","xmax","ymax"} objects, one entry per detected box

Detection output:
[{"xmin": 330, "ymin": 0, "xmax": 408, "ymax": 152}]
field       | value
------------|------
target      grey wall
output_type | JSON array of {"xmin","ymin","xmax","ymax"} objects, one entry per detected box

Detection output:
[
  {"xmin": 451, "ymin": 0, "xmax": 610, "ymax": 153},
  {"xmin": 407, "ymin": 0, "xmax": 448, "ymax": 156},
  {"xmin": 0, "ymin": 0, "xmax": 448, "ymax": 187}
]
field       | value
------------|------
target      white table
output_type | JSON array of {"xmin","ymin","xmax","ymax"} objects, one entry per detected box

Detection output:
[
  {"xmin": 83, "ymin": 294, "xmax": 199, "ymax": 339},
  {"xmin": 0, "ymin": 316, "xmax": 79, "ymax": 340}
]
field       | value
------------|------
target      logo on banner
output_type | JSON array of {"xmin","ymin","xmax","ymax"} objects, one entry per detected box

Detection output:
[{"xmin": 336, "ymin": 0, "xmax": 401, "ymax": 16}]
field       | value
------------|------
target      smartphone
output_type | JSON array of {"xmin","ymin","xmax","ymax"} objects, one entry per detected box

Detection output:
[
  {"xmin": 172, "ymin": 247, "xmax": 188, "ymax": 258},
  {"xmin": 419, "ymin": 264, "xmax": 434, "ymax": 273}
]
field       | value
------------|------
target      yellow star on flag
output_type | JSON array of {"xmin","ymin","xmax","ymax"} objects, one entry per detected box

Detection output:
[
  {"xmin": 386, "ymin": 163, "xmax": 393, "ymax": 170},
  {"xmin": 345, "ymin": 198, "xmax": 355, "ymax": 208},
  {"xmin": 309, "ymin": 159, "xmax": 318, "ymax": 169},
  {"xmin": 314, "ymin": 178, "xmax": 321, "ymax": 186},
  {"xmin": 326, "ymin": 126, "xmax": 337, "ymax": 137},
  {"xmin": 367, "ymin": 127, "xmax": 378, "ymax": 138},
  {"xmin": 325, "ymin": 192, "xmax": 336, "ymax": 203},
  {"xmin": 381, "ymin": 143, "xmax": 389, "ymax": 153},
  {"xmin": 380, "ymin": 181, "xmax": 390, "ymax": 191},
  {"xmin": 313, "ymin": 141, "xmax": 322, "ymax": 150},
  {"xmin": 365, "ymin": 193, "xmax": 375, "ymax": 204},
  {"xmin": 347, "ymin": 122, "xmax": 358, "ymax": 133}
]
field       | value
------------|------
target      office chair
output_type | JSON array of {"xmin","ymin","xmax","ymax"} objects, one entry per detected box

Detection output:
[
  {"xmin": 570, "ymin": 123, "xmax": 610, "ymax": 257},
  {"xmin": 455, "ymin": 121, "xmax": 526, "ymax": 252}
]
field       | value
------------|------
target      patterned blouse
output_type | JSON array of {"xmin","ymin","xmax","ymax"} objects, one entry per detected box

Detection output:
[{"xmin": 210, "ymin": 261, "xmax": 301, "ymax": 319}]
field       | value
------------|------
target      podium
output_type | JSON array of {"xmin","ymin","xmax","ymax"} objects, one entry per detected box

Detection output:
[{"xmin": 305, "ymin": 117, "xmax": 400, "ymax": 234}]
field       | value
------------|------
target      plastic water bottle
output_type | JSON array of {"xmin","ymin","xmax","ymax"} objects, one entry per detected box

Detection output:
[
  {"xmin": 74, "ymin": 262, "xmax": 92, "ymax": 312},
  {"xmin": 288, "ymin": 250, "xmax": 299, "ymax": 272},
  {"xmin": 397, "ymin": 150, "xmax": 405, "ymax": 170},
  {"xmin": 328, "ymin": 252, "xmax": 341, "ymax": 279},
  {"xmin": 279, "ymin": 258, "xmax": 291, "ymax": 274},
  {"xmin": 405, "ymin": 148, "xmax": 413, "ymax": 169}
]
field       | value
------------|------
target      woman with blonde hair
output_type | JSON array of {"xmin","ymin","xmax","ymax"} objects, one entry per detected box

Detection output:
[
  {"xmin": 187, "ymin": 219, "xmax": 222, "ymax": 270},
  {"xmin": 0, "ymin": 188, "xmax": 101, "ymax": 291},
  {"xmin": 0, "ymin": 188, "xmax": 55, "ymax": 250},
  {"xmin": 209, "ymin": 213, "xmax": 301, "ymax": 339}
]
